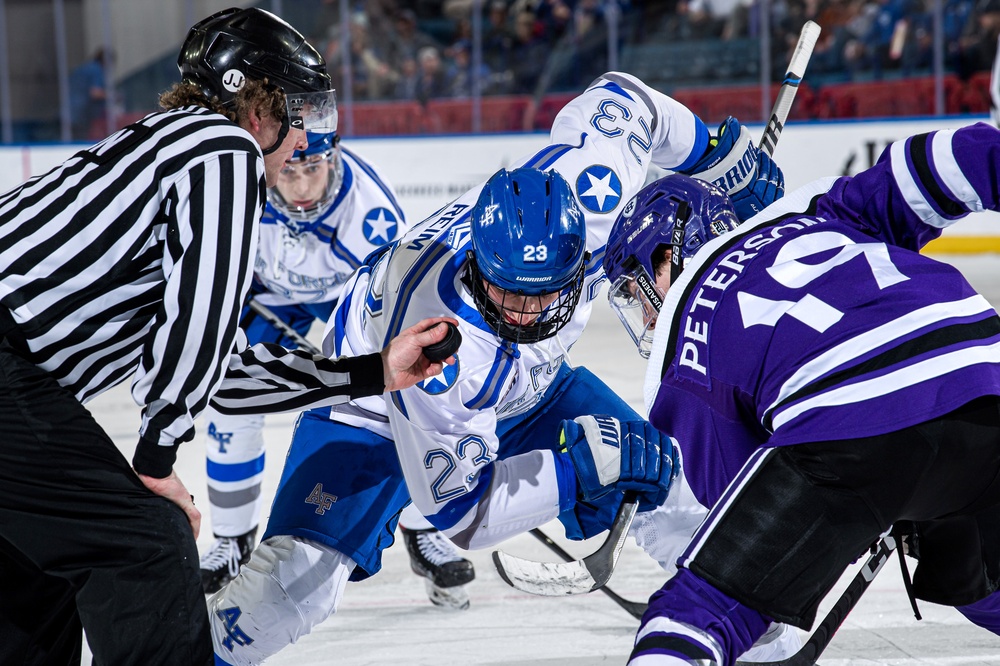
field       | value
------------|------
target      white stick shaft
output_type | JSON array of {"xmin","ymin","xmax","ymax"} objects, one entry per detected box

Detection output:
[{"xmin": 759, "ymin": 20, "xmax": 821, "ymax": 156}]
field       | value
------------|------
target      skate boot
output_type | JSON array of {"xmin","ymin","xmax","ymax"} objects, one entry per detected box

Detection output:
[
  {"xmin": 401, "ymin": 526, "xmax": 475, "ymax": 610},
  {"xmin": 199, "ymin": 527, "xmax": 256, "ymax": 595}
]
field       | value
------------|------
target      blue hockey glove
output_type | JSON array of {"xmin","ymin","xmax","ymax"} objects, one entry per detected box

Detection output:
[
  {"xmin": 560, "ymin": 415, "xmax": 679, "ymax": 511},
  {"xmin": 680, "ymin": 116, "xmax": 785, "ymax": 222}
]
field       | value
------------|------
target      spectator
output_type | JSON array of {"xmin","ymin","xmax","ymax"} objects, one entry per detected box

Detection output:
[
  {"xmin": 841, "ymin": 0, "xmax": 882, "ymax": 78},
  {"xmin": 900, "ymin": 4, "xmax": 936, "ymax": 75},
  {"xmin": 510, "ymin": 10, "xmax": 548, "ymax": 93},
  {"xmin": 808, "ymin": 0, "xmax": 861, "ymax": 77},
  {"xmin": 483, "ymin": 0, "xmax": 515, "ymax": 75},
  {"xmin": 567, "ymin": 0, "xmax": 609, "ymax": 85},
  {"xmin": 446, "ymin": 40, "xmax": 493, "ymax": 96},
  {"xmin": 394, "ymin": 56, "xmax": 421, "ymax": 99},
  {"xmin": 69, "ymin": 47, "xmax": 113, "ymax": 142},
  {"xmin": 860, "ymin": 0, "xmax": 910, "ymax": 78},
  {"xmin": 443, "ymin": 0, "xmax": 476, "ymax": 21},
  {"xmin": 386, "ymin": 8, "xmax": 441, "ymax": 73},
  {"xmin": 348, "ymin": 12, "xmax": 398, "ymax": 100},
  {"xmin": 668, "ymin": 0, "xmax": 723, "ymax": 40},
  {"xmin": 414, "ymin": 45, "xmax": 453, "ymax": 102},
  {"xmin": 534, "ymin": 0, "xmax": 574, "ymax": 41},
  {"xmin": 954, "ymin": 0, "xmax": 1000, "ymax": 78}
]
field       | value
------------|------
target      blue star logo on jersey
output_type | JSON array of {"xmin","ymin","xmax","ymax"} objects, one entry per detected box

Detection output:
[
  {"xmin": 575, "ymin": 165, "xmax": 622, "ymax": 213},
  {"xmin": 418, "ymin": 356, "xmax": 460, "ymax": 395},
  {"xmin": 363, "ymin": 208, "xmax": 399, "ymax": 245}
]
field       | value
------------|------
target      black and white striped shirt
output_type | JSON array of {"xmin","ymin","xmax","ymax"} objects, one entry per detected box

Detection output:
[{"xmin": 0, "ymin": 106, "xmax": 382, "ymax": 476}]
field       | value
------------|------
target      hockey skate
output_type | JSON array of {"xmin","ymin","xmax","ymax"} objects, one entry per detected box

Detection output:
[
  {"xmin": 401, "ymin": 526, "xmax": 475, "ymax": 610},
  {"xmin": 199, "ymin": 527, "xmax": 256, "ymax": 595}
]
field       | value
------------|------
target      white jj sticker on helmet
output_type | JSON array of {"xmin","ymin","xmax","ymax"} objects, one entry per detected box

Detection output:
[
  {"xmin": 622, "ymin": 196, "xmax": 637, "ymax": 218},
  {"xmin": 222, "ymin": 69, "xmax": 246, "ymax": 93}
]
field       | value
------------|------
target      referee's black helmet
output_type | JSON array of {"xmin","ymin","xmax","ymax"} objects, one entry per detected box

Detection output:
[{"xmin": 177, "ymin": 7, "xmax": 332, "ymax": 105}]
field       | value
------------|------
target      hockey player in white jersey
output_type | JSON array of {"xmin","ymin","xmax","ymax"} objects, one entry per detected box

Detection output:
[
  {"xmin": 208, "ymin": 71, "xmax": 792, "ymax": 665},
  {"xmin": 199, "ymin": 131, "xmax": 475, "ymax": 602}
]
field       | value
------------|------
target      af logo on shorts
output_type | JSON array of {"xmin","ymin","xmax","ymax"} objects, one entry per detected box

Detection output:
[
  {"xmin": 363, "ymin": 208, "xmax": 399, "ymax": 245},
  {"xmin": 305, "ymin": 483, "xmax": 338, "ymax": 515},
  {"xmin": 418, "ymin": 356, "xmax": 460, "ymax": 395},
  {"xmin": 575, "ymin": 165, "xmax": 622, "ymax": 213}
]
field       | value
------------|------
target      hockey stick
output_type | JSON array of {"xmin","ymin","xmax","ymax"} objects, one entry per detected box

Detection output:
[
  {"xmin": 759, "ymin": 20, "xmax": 821, "ymax": 156},
  {"xmin": 527, "ymin": 527, "xmax": 648, "ymax": 619},
  {"xmin": 735, "ymin": 535, "xmax": 897, "ymax": 666},
  {"xmin": 249, "ymin": 298, "xmax": 460, "ymax": 362},
  {"xmin": 492, "ymin": 491, "xmax": 638, "ymax": 596},
  {"xmin": 247, "ymin": 299, "xmax": 322, "ymax": 355}
]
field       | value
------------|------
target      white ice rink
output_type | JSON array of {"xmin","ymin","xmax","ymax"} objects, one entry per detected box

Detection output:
[{"xmin": 83, "ymin": 255, "xmax": 1000, "ymax": 665}]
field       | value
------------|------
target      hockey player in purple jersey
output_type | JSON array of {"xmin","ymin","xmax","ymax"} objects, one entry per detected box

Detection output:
[{"xmin": 601, "ymin": 123, "xmax": 1000, "ymax": 665}]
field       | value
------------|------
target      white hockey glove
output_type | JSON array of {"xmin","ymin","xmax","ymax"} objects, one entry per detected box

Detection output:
[
  {"xmin": 680, "ymin": 116, "xmax": 784, "ymax": 221},
  {"xmin": 560, "ymin": 415, "xmax": 679, "ymax": 511}
]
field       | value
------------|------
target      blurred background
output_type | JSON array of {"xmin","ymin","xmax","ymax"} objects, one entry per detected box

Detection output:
[{"xmin": 6, "ymin": 0, "xmax": 998, "ymax": 144}]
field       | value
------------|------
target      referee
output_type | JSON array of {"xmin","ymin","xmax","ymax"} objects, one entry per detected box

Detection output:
[{"xmin": 0, "ymin": 8, "xmax": 454, "ymax": 665}]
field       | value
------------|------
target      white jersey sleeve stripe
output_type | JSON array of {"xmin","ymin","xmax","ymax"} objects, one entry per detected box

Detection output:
[
  {"xmin": 765, "ymin": 294, "xmax": 996, "ymax": 424},
  {"xmin": 928, "ymin": 129, "xmax": 984, "ymax": 215},
  {"xmin": 890, "ymin": 139, "xmax": 943, "ymax": 228}
]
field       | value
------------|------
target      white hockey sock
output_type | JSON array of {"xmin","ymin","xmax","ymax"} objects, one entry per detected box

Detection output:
[
  {"xmin": 204, "ymin": 409, "xmax": 267, "ymax": 536},
  {"xmin": 209, "ymin": 536, "xmax": 355, "ymax": 666},
  {"xmin": 738, "ymin": 622, "xmax": 801, "ymax": 663},
  {"xmin": 629, "ymin": 472, "xmax": 709, "ymax": 573},
  {"xmin": 398, "ymin": 502, "xmax": 433, "ymax": 530},
  {"xmin": 629, "ymin": 615, "xmax": 724, "ymax": 665}
]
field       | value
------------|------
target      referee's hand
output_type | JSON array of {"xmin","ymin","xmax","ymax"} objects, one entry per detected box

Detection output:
[
  {"xmin": 381, "ymin": 316, "xmax": 459, "ymax": 393},
  {"xmin": 137, "ymin": 469, "xmax": 202, "ymax": 539}
]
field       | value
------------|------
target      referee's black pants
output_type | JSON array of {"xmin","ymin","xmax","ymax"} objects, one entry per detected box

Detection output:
[{"xmin": 0, "ymin": 341, "xmax": 213, "ymax": 665}]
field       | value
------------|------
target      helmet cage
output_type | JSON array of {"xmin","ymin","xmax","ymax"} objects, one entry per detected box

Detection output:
[
  {"xmin": 467, "ymin": 250, "xmax": 586, "ymax": 344},
  {"xmin": 269, "ymin": 139, "xmax": 344, "ymax": 223}
]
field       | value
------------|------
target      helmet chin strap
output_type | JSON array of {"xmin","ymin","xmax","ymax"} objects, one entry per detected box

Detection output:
[{"xmin": 260, "ymin": 114, "xmax": 291, "ymax": 156}]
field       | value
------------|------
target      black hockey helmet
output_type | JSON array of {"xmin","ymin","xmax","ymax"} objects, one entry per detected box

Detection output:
[{"xmin": 178, "ymin": 7, "xmax": 337, "ymax": 133}]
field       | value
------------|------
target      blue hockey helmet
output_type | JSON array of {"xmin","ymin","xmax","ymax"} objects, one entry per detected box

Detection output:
[
  {"xmin": 467, "ymin": 167, "xmax": 588, "ymax": 344},
  {"xmin": 269, "ymin": 131, "xmax": 344, "ymax": 222},
  {"xmin": 603, "ymin": 174, "xmax": 739, "ymax": 357},
  {"xmin": 293, "ymin": 131, "xmax": 338, "ymax": 160}
]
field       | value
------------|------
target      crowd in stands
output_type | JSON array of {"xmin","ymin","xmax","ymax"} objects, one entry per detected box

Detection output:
[
  {"xmin": 293, "ymin": 0, "xmax": 1000, "ymax": 105},
  {"xmin": 302, "ymin": 0, "xmax": 606, "ymax": 102}
]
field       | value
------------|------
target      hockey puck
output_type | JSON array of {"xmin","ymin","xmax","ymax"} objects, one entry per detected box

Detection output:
[{"xmin": 422, "ymin": 322, "xmax": 461, "ymax": 362}]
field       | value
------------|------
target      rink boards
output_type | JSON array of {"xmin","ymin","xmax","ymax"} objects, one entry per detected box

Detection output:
[{"xmin": 5, "ymin": 114, "xmax": 999, "ymax": 252}]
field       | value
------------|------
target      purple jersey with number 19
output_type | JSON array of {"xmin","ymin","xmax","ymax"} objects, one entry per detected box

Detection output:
[{"xmin": 644, "ymin": 122, "xmax": 1000, "ymax": 508}]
